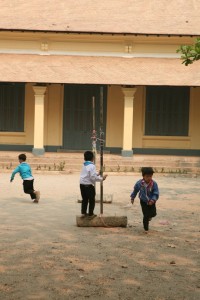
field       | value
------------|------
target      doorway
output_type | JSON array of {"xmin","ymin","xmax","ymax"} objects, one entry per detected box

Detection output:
[{"xmin": 63, "ymin": 84, "xmax": 107, "ymax": 150}]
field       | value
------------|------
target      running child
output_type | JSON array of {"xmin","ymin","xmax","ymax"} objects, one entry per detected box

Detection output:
[
  {"xmin": 10, "ymin": 153, "xmax": 40, "ymax": 203},
  {"xmin": 130, "ymin": 167, "xmax": 159, "ymax": 233}
]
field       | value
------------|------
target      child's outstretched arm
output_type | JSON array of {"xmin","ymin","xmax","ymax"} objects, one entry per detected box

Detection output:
[
  {"xmin": 130, "ymin": 181, "xmax": 140, "ymax": 204},
  {"xmin": 90, "ymin": 166, "xmax": 107, "ymax": 183},
  {"xmin": 10, "ymin": 166, "xmax": 20, "ymax": 182}
]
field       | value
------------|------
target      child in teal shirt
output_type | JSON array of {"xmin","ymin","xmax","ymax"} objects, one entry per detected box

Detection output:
[{"xmin": 10, "ymin": 153, "xmax": 40, "ymax": 203}]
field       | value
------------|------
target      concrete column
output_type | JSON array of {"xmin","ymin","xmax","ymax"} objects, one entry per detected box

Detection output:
[
  {"xmin": 32, "ymin": 86, "xmax": 47, "ymax": 156},
  {"xmin": 121, "ymin": 87, "xmax": 137, "ymax": 157}
]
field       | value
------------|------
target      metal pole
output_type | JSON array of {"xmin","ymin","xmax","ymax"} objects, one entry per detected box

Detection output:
[
  {"xmin": 92, "ymin": 96, "xmax": 96, "ymax": 165},
  {"xmin": 99, "ymin": 86, "xmax": 104, "ymax": 215}
]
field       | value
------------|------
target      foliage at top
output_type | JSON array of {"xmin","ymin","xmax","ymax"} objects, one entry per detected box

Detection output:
[{"xmin": 177, "ymin": 38, "xmax": 200, "ymax": 66}]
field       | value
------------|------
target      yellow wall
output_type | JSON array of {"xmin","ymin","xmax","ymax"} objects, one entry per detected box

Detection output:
[
  {"xmin": 106, "ymin": 86, "xmax": 124, "ymax": 147},
  {"xmin": 0, "ymin": 84, "xmax": 200, "ymax": 151},
  {"xmin": 106, "ymin": 85, "xmax": 200, "ymax": 150},
  {"xmin": 0, "ymin": 31, "xmax": 195, "ymax": 59},
  {"xmin": 25, "ymin": 83, "xmax": 63, "ymax": 147},
  {"xmin": 106, "ymin": 85, "xmax": 144, "ymax": 148},
  {"xmin": 140, "ymin": 87, "xmax": 200, "ymax": 150},
  {"xmin": 25, "ymin": 84, "xmax": 35, "ymax": 144},
  {"xmin": 132, "ymin": 86, "xmax": 144, "ymax": 147},
  {"xmin": 0, "ymin": 132, "xmax": 26, "ymax": 144},
  {"xmin": 44, "ymin": 84, "xmax": 63, "ymax": 146},
  {"xmin": 190, "ymin": 87, "xmax": 200, "ymax": 149},
  {"xmin": 0, "ymin": 83, "xmax": 63, "ymax": 147}
]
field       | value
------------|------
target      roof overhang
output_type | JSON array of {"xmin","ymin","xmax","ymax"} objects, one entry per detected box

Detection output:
[
  {"xmin": 0, "ymin": 28, "xmax": 198, "ymax": 38},
  {"xmin": 0, "ymin": 0, "xmax": 200, "ymax": 36},
  {"xmin": 0, "ymin": 54, "xmax": 199, "ymax": 86}
]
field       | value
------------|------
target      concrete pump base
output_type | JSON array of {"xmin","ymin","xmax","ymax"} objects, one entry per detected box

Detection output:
[{"xmin": 76, "ymin": 215, "xmax": 127, "ymax": 227}]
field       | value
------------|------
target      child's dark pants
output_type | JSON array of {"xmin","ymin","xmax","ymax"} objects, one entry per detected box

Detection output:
[
  {"xmin": 23, "ymin": 179, "xmax": 36, "ymax": 200},
  {"xmin": 80, "ymin": 184, "xmax": 95, "ymax": 216},
  {"xmin": 140, "ymin": 200, "xmax": 157, "ymax": 231}
]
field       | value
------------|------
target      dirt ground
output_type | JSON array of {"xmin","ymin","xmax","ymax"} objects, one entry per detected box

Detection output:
[{"xmin": 0, "ymin": 171, "xmax": 199, "ymax": 300}]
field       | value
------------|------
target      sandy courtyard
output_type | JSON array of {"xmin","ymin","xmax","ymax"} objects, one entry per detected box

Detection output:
[{"xmin": 0, "ymin": 172, "xmax": 200, "ymax": 300}]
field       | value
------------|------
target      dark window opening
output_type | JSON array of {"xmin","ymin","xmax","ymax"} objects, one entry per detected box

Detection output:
[
  {"xmin": 145, "ymin": 86, "xmax": 189, "ymax": 136},
  {"xmin": 0, "ymin": 83, "xmax": 25, "ymax": 132}
]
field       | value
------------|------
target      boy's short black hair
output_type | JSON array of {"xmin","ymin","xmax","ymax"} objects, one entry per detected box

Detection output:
[
  {"xmin": 84, "ymin": 151, "xmax": 94, "ymax": 161},
  {"xmin": 141, "ymin": 167, "xmax": 154, "ymax": 176},
  {"xmin": 18, "ymin": 153, "xmax": 27, "ymax": 161}
]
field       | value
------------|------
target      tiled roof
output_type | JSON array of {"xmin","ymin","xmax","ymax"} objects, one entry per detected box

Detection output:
[
  {"xmin": 0, "ymin": 53, "xmax": 199, "ymax": 86},
  {"xmin": 0, "ymin": 0, "xmax": 200, "ymax": 35}
]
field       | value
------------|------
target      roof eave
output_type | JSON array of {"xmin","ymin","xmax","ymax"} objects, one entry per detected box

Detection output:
[{"xmin": 0, "ymin": 28, "xmax": 199, "ymax": 37}]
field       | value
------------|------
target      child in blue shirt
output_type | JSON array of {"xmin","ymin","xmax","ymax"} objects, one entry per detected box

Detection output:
[
  {"xmin": 130, "ymin": 167, "xmax": 159, "ymax": 233},
  {"xmin": 10, "ymin": 153, "xmax": 40, "ymax": 203}
]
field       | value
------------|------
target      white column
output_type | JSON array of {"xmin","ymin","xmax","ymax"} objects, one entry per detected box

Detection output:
[
  {"xmin": 121, "ymin": 87, "xmax": 137, "ymax": 157},
  {"xmin": 32, "ymin": 86, "xmax": 47, "ymax": 156}
]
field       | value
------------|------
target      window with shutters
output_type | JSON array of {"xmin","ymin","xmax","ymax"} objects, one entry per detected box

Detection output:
[
  {"xmin": 0, "ymin": 83, "xmax": 25, "ymax": 132},
  {"xmin": 145, "ymin": 86, "xmax": 189, "ymax": 136}
]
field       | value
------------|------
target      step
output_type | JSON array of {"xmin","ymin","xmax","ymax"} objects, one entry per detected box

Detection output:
[{"xmin": 0, "ymin": 151, "xmax": 199, "ymax": 174}]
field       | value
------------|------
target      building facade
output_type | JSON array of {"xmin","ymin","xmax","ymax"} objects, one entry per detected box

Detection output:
[{"xmin": 0, "ymin": 1, "xmax": 200, "ymax": 156}]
